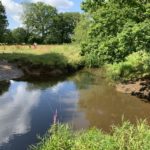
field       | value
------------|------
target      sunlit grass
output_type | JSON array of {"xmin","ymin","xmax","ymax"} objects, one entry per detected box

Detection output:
[
  {"xmin": 0, "ymin": 44, "xmax": 81, "ymax": 63},
  {"xmin": 106, "ymin": 51, "xmax": 150, "ymax": 81},
  {"xmin": 30, "ymin": 121, "xmax": 150, "ymax": 150},
  {"xmin": 0, "ymin": 44, "xmax": 83, "ymax": 68}
]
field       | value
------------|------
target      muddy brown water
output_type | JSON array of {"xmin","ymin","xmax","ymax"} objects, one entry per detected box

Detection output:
[{"xmin": 0, "ymin": 69, "xmax": 150, "ymax": 150}]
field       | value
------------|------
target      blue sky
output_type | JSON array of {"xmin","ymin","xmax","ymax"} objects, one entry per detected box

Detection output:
[{"xmin": 1, "ymin": 0, "xmax": 82, "ymax": 29}]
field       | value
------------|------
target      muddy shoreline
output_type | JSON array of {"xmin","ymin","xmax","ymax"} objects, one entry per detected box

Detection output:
[
  {"xmin": 0, "ymin": 60, "xmax": 84, "ymax": 81},
  {"xmin": 1, "ymin": 60, "xmax": 150, "ymax": 101},
  {"xmin": 116, "ymin": 78, "xmax": 150, "ymax": 101},
  {"xmin": 0, "ymin": 60, "xmax": 24, "ymax": 81}
]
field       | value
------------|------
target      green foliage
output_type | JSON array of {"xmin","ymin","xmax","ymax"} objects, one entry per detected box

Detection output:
[
  {"xmin": 30, "ymin": 121, "xmax": 150, "ymax": 150},
  {"xmin": 23, "ymin": 2, "xmax": 57, "ymax": 44},
  {"xmin": 0, "ymin": 53, "xmax": 68, "ymax": 69},
  {"xmin": 0, "ymin": 2, "xmax": 80, "ymax": 44},
  {"xmin": 0, "ymin": 1, "xmax": 8, "ymax": 43},
  {"xmin": 30, "ymin": 125, "xmax": 74, "ymax": 150},
  {"xmin": 42, "ymin": 12, "xmax": 80, "ymax": 44},
  {"xmin": 81, "ymin": 0, "xmax": 105, "ymax": 13},
  {"xmin": 107, "ymin": 51, "xmax": 150, "ymax": 81},
  {"xmin": 112, "ymin": 121, "xmax": 150, "ymax": 150},
  {"xmin": 62, "ymin": 12, "xmax": 80, "ymax": 43},
  {"xmin": 12, "ymin": 27, "xmax": 28, "ymax": 44},
  {"xmin": 81, "ymin": 0, "xmax": 150, "ymax": 67},
  {"xmin": 72, "ymin": 129, "xmax": 116, "ymax": 150},
  {"xmin": 3, "ymin": 29, "xmax": 14, "ymax": 44},
  {"xmin": 22, "ymin": 2, "xmax": 80, "ymax": 44},
  {"xmin": 0, "ymin": 44, "xmax": 83, "ymax": 69},
  {"xmin": 73, "ymin": 14, "xmax": 91, "ymax": 44}
]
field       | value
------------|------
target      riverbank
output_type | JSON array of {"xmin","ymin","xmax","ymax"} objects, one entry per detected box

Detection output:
[
  {"xmin": 0, "ymin": 44, "xmax": 84, "ymax": 80},
  {"xmin": 30, "ymin": 121, "xmax": 150, "ymax": 150},
  {"xmin": 116, "ymin": 78, "xmax": 150, "ymax": 101},
  {"xmin": 106, "ymin": 51, "xmax": 150, "ymax": 101},
  {"xmin": 0, "ymin": 60, "xmax": 23, "ymax": 81}
]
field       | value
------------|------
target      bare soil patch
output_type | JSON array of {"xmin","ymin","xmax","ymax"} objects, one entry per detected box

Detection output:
[
  {"xmin": 0, "ymin": 60, "xmax": 24, "ymax": 81},
  {"xmin": 116, "ymin": 79, "xmax": 150, "ymax": 101}
]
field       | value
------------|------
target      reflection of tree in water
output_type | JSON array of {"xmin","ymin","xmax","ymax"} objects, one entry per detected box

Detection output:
[
  {"xmin": 17, "ymin": 76, "xmax": 67, "ymax": 90},
  {"xmin": 0, "ymin": 81, "xmax": 10, "ymax": 95},
  {"xmin": 68, "ymin": 70, "xmax": 96, "ymax": 90},
  {"xmin": 16, "ymin": 69, "xmax": 102, "ymax": 91},
  {"xmin": 78, "ymin": 76, "xmax": 150, "ymax": 132},
  {"xmin": 19, "ymin": 70, "xmax": 96, "ymax": 91}
]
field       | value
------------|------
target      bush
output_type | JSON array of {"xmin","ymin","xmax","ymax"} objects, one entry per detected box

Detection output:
[
  {"xmin": 106, "ymin": 51, "xmax": 150, "ymax": 81},
  {"xmin": 80, "ymin": 1, "xmax": 150, "ymax": 67}
]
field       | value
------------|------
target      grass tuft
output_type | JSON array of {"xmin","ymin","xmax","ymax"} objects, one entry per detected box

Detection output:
[{"xmin": 30, "ymin": 121, "xmax": 150, "ymax": 150}]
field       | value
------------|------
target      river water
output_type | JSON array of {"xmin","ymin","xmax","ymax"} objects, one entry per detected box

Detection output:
[{"xmin": 0, "ymin": 69, "xmax": 150, "ymax": 150}]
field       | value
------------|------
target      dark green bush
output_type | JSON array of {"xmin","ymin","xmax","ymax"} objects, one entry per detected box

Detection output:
[{"xmin": 80, "ymin": 0, "xmax": 150, "ymax": 67}]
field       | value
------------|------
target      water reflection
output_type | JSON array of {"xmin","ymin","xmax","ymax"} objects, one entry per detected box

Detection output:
[
  {"xmin": 0, "ymin": 81, "xmax": 41, "ymax": 145},
  {"xmin": 1, "ymin": 70, "xmax": 150, "ymax": 150},
  {"xmin": 0, "ymin": 81, "xmax": 10, "ymax": 95},
  {"xmin": 0, "ymin": 79, "xmax": 81, "ymax": 150},
  {"xmin": 77, "ymin": 70, "xmax": 150, "ymax": 131}
]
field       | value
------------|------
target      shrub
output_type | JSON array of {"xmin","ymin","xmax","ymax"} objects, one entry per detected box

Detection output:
[
  {"xmin": 106, "ymin": 51, "xmax": 150, "ymax": 81},
  {"xmin": 80, "ymin": 0, "xmax": 150, "ymax": 67}
]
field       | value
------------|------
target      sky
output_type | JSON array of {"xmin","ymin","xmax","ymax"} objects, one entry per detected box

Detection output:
[{"xmin": 1, "ymin": 0, "xmax": 82, "ymax": 29}]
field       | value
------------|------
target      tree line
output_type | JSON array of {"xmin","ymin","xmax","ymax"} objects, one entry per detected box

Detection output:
[
  {"xmin": 0, "ymin": 1, "xmax": 80, "ymax": 44},
  {"xmin": 74, "ymin": 0, "xmax": 150, "ymax": 67}
]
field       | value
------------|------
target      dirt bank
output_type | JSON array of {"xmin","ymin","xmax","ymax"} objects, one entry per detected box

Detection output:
[
  {"xmin": 0, "ymin": 60, "xmax": 24, "ymax": 81},
  {"xmin": 0, "ymin": 60, "xmax": 84, "ymax": 81},
  {"xmin": 18, "ymin": 62, "xmax": 83, "ymax": 77},
  {"xmin": 116, "ymin": 79, "xmax": 150, "ymax": 101}
]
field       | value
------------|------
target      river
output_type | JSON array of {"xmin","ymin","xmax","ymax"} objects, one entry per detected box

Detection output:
[{"xmin": 0, "ymin": 69, "xmax": 150, "ymax": 150}]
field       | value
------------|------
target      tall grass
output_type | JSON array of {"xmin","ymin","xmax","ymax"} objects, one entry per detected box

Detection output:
[
  {"xmin": 30, "ymin": 121, "xmax": 150, "ymax": 150},
  {"xmin": 106, "ymin": 51, "xmax": 150, "ymax": 81}
]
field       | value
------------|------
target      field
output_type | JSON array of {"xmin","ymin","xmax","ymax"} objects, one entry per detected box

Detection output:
[{"xmin": 0, "ymin": 44, "xmax": 82, "ymax": 68}]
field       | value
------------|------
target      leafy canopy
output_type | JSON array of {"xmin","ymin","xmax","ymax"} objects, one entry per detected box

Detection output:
[
  {"xmin": 73, "ymin": 14, "xmax": 91, "ymax": 44},
  {"xmin": 22, "ymin": 2, "xmax": 80, "ymax": 44},
  {"xmin": 23, "ymin": 2, "xmax": 57, "ymax": 43},
  {"xmin": 80, "ymin": 0, "xmax": 150, "ymax": 67},
  {"xmin": 12, "ymin": 28, "xmax": 28, "ymax": 44}
]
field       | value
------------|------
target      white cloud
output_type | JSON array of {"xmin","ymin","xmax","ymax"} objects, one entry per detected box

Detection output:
[
  {"xmin": 1, "ymin": 0, "xmax": 23, "ymax": 27},
  {"xmin": 31, "ymin": 0, "xmax": 74, "ymax": 9},
  {"xmin": 0, "ymin": 81, "xmax": 41, "ymax": 144},
  {"xmin": 1, "ymin": 0, "xmax": 74, "ymax": 28}
]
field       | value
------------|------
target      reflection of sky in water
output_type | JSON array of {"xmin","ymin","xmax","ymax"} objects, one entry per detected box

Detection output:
[
  {"xmin": 0, "ymin": 80, "xmax": 79, "ymax": 149},
  {"xmin": 39, "ymin": 81, "xmax": 80, "ymax": 124},
  {"xmin": 0, "ymin": 81, "xmax": 41, "ymax": 145},
  {"xmin": 1, "ymin": 70, "xmax": 150, "ymax": 150}
]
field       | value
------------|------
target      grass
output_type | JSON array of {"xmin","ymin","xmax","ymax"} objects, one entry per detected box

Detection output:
[
  {"xmin": 30, "ymin": 121, "xmax": 150, "ymax": 150},
  {"xmin": 0, "ymin": 44, "xmax": 83, "ymax": 69},
  {"xmin": 106, "ymin": 51, "xmax": 150, "ymax": 82}
]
